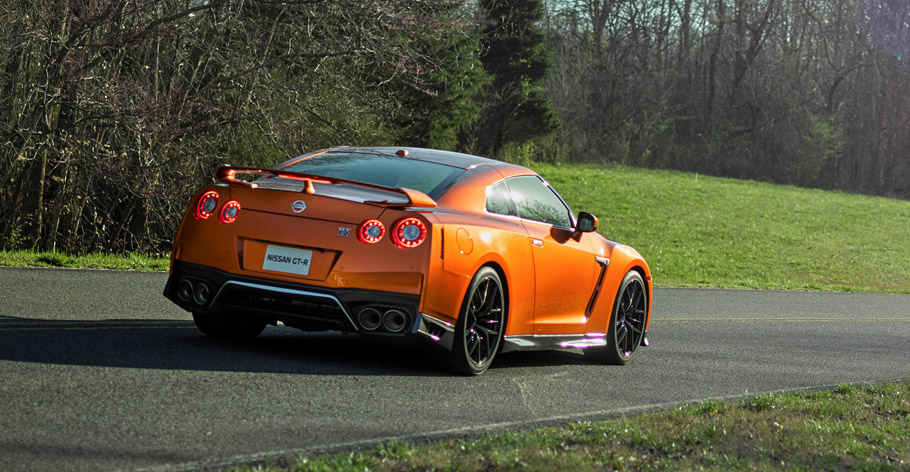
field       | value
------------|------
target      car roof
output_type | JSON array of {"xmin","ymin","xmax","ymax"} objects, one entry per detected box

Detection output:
[
  {"xmin": 274, "ymin": 146, "xmax": 539, "ymax": 212},
  {"xmin": 282, "ymin": 146, "xmax": 527, "ymax": 173}
]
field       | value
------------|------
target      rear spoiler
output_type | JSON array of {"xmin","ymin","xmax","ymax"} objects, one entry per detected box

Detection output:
[{"xmin": 215, "ymin": 165, "xmax": 437, "ymax": 209}]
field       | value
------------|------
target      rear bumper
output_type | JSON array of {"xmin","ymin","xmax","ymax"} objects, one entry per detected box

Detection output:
[{"xmin": 165, "ymin": 260, "xmax": 422, "ymax": 334}]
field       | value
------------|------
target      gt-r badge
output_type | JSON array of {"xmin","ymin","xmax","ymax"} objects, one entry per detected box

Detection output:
[
  {"xmin": 338, "ymin": 227, "xmax": 351, "ymax": 237},
  {"xmin": 291, "ymin": 200, "xmax": 307, "ymax": 213}
]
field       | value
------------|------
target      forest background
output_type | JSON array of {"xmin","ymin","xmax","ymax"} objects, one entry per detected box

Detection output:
[{"xmin": 2, "ymin": 0, "xmax": 909, "ymax": 254}]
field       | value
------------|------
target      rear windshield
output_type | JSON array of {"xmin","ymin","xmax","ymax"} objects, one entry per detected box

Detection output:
[{"xmin": 281, "ymin": 151, "xmax": 465, "ymax": 198}]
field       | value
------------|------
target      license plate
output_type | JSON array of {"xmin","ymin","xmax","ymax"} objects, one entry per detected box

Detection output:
[{"xmin": 262, "ymin": 245, "xmax": 313, "ymax": 276}]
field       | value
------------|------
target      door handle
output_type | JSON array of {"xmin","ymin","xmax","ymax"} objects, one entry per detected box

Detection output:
[{"xmin": 530, "ymin": 238, "xmax": 543, "ymax": 247}]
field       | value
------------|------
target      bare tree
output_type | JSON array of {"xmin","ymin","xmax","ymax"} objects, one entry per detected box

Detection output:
[
  {"xmin": 0, "ymin": 0, "xmax": 483, "ymax": 253},
  {"xmin": 543, "ymin": 0, "xmax": 910, "ymax": 198}
]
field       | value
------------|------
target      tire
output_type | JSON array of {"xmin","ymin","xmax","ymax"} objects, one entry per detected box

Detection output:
[
  {"xmin": 443, "ymin": 266, "xmax": 506, "ymax": 375},
  {"xmin": 192, "ymin": 311, "xmax": 266, "ymax": 341},
  {"xmin": 585, "ymin": 270, "xmax": 647, "ymax": 365},
  {"xmin": 191, "ymin": 311, "xmax": 220, "ymax": 337}
]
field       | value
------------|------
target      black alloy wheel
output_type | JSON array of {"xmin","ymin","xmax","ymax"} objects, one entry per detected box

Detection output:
[
  {"xmin": 586, "ymin": 270, "xmax": 648, "ymax": 365},
  {"xmin": 444, "ymin": 266, "xmax": 506, "ymax": 375}
]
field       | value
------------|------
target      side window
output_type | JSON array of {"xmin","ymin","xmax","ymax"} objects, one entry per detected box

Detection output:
[
  {"xmin": 485, "ymin": 180, "xmax": 515, "ymax": 216},
  {"xmin": 506, "ymin": 175, "xmax": 574, "ymax": 228}
]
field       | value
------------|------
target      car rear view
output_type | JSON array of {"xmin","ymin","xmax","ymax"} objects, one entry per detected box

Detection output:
[
  {"xmin": 164, "ymin": 148, "xmax": 461, "ymax": 340},
  {"xmin": 164, "ymin": 146, "xmax": 652, "ymax": 375}
]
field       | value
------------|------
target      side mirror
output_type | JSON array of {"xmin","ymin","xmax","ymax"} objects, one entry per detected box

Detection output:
[{"xmin": 576, "ymin": 212, "xmax": 598, "ymax": 233}]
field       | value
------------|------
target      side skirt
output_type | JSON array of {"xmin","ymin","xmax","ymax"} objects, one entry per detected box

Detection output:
[
  {"xmin": 500, "ymin": 333, "xmax": 607, "ymax": 353},
  {"xmin": 501, "ymin": 332, "xmax": 649, "ymax": 353}
]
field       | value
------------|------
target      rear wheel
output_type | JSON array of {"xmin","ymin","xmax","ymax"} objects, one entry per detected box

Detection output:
[
  {"xmin": 443, "ymin": 267, "xmax": 506, "ymax": 375},
  {"xmin": 192, "ymin": 311, "xmax": 266, "ymax": 341},
  {"xmin": 585, "ymin": 270, "xmax": 647, "ymax": 365}
]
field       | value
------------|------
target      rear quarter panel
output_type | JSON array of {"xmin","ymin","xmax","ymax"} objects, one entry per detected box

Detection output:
[
  {"xmin": 419, "ymin": 166, "xmax": 537, "ymax": 336},
  {"xmin": 420, "ymin": 210, "xmax": 535, "ymax": 336}
]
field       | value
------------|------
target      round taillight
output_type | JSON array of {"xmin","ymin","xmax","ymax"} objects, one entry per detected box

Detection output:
[
  {"xmin": 358, "ymin": 219, "xmax": 385, "ymax": 244},
  {"xmin": 391, "ymin": 217, "xmax": 427, "ymax": 248},
  {"xmin": 219, "ymin": 200, "xmax": 241, "ymax": 224},
  {"xmin": 195, "ymin": 190, "xmax": 219, "ymax": 220}
]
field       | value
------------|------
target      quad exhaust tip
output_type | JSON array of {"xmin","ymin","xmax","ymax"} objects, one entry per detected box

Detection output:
[
  {"xmin": 193, "ymin": 282, "xmax": 211, "ymax": 306},
  {"xmin": 381, "ymin": 309, "xmax": 407, "ymax": 333},
  {"xmin": 176, "ymin": 278, "xmax": 212, "ymax": 306},
  {"xmin": 177, "ymin": 279, "xmax": 194, "ymax": 302},
  {"xmin": 357, "ymin": 307, "xmax": 409, "ymax": 333},
  {"xmin": 358, "ymin": 307, "xmax": 383, "ymax": 331}
]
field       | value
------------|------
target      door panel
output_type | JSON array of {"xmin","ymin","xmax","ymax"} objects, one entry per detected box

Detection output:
[
  {"xmin": 521, "ymin": 219, "xmax": 597, "ymax": 334},
  {"xmin": 488, "ymin": 174, "xmax": 601, "ymax": 334}
]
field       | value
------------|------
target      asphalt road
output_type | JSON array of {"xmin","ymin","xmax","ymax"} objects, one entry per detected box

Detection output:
[{"xmin": 1, "ymin": 266, "xmax": 909, "ymax": 471}]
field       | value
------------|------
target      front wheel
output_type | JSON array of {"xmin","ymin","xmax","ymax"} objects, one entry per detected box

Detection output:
[
  {"xmin": 442, "ymin": 267, "xmax": 506, "ymax": 375},
  {"xmin": 585, "ymin": 270, "xmax": 648, "ymax": 365},
  {"xmin": 192, "ymin": 311, "xmax": 266, "ymax": 341}
]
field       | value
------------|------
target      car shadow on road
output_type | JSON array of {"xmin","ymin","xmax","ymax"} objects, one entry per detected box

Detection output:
[
  {"xmin": 0, "ymin": 316, "xmax": 594, "ymax": 376},
  {"xmin": 0, "ymin": 316, "xmax": 452, "ymax": 376}
]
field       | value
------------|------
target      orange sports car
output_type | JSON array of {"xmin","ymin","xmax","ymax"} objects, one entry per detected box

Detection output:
[{"xmin": 164, "ymin": 147, "xmax": 651, "ymax": 374}]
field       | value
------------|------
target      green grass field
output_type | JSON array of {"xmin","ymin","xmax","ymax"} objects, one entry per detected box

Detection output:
[
  {"xmin": 232, "ymin": 382, "xmax": 909, "ymax": 471},
  {"xmin": 538, "ymin": 163, "xmax": 910, "ymax": 293},
  {"xmin": 3, "ymin": 163, "xmax": 909, "ymax": 293},
  {"xmin": 0, "ymin": 250, "xmax": 169, "ymax": 271}
]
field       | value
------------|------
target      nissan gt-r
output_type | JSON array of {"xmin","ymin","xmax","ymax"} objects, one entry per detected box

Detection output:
[{"xmin": 163, "ymin": 147, "xmax": 651, "ymax": 375}]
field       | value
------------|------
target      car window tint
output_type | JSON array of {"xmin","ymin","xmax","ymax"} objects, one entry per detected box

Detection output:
[
  {"xmin": 282, "ymin": 152, "xmax": 465, "ymax": 198},
  {"xmin": 506, "ymin": 175, "xmax": 573, "ymax": 228},
  {"xmin": 485, "ymin": 181, "xmax": 514, "ymax": 216}
]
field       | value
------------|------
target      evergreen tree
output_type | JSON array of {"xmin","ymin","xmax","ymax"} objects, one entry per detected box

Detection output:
[
  {"xmin": 386, "ymin": 1, "xmax": 487, "ymax": 150},
  {"xmin": 467, "ymin": 0, "xmax": 559, "ymax": 157}
]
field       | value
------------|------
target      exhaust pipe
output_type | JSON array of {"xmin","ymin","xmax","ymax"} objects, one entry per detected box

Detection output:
[
  {"xmin": 358, "ymin": 307, "xmax": 382, "ymax": 331},
  {"xmin": 193, "ymin": 282, "xmax": 212, "ymax": 306},
  {"xmin": 177, "ymin": 279, "xmax": 194, "ymax": 302},
  {"xmin": 381, "ymin": 309, "xmax": 408, "ymax": 333}
]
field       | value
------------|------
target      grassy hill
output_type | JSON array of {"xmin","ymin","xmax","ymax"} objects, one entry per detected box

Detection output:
[
  {"xmin": 3, "ymin": 162, "xmax": 909, "ymax": 293},
  {"xmin": 538, "ymin": 163, "xmax": 910, "ymax": 293}
]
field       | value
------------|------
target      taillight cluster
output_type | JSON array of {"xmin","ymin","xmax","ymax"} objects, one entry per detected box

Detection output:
[
  {"xmin": 358, "ymin": 219, "xmax": 385, "ymax": 244},
  {"xmin": 194, "ymin": 191, "xmax": 241, "ymax": 224},
  {"xmin": 194, "ymin": 190, "xmax": 426, "ymax": 246},
  {"xmin": 219, "ymin": 200, "xmax": 241, "ymax": 224},
  {"xmin": 391, "ymin": 217, "xmax": 427, "ymax": 248},
  {"xmin": 195, "ymin": 191, "xmax": 219, "ymax": 220},
  {"xmin": 358, "ymin": 217, "xmax": 427, "ymax": 248}
]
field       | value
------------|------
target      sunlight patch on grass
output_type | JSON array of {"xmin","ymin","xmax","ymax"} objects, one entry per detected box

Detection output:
[
  {"xmin": 2, "ymin": 162, "xmax": 908, "ymax": 292},
  {"xmin": 537, "ymin": 163, "xmax": 910, "ymax": 293}
]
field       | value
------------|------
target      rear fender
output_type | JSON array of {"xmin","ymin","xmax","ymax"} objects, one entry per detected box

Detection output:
[{"xmin": 418, "ymin": 213, "xmax": 534, "ymax": 336}]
